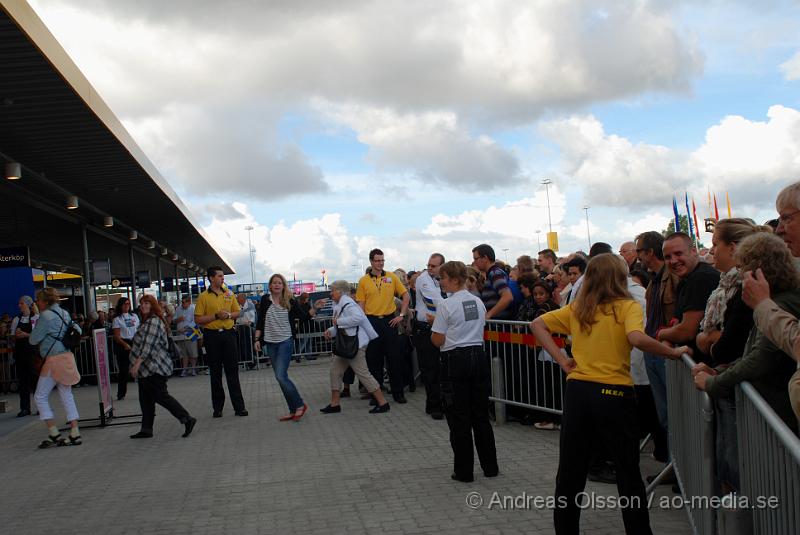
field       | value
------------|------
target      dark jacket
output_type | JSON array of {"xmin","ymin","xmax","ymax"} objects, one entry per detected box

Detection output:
[
  {"xmin": 706, "ymin": 290, "xmax": 800, "ymax": 433},
  {"xmin": 255, "ymin": 295, "xmax": 312, "ymax": 343}
]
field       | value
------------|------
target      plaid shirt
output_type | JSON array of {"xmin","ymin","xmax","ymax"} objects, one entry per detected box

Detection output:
[{"xmin": 130, "ymin": 316, "xmax": 173, "ymax": 377}]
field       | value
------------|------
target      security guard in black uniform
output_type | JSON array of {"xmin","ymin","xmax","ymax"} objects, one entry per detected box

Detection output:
[{"xmin": 431, "ymin": 261, "xmax": 498, "ymax": 483}]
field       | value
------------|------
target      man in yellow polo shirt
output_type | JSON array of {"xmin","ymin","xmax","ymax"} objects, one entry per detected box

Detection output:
[
  {"xmin": 194, "ymin": 266, "xmax": 248, "ymax": 418},
  {"xmin": 356, "ymin": 248, "xmax": 410, "ymax": 403}
]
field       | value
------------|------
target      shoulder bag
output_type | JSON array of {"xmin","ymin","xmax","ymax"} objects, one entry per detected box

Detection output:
[{"xmin": 333, "ymin": 303, "xmax": 360, "ymax": 360}]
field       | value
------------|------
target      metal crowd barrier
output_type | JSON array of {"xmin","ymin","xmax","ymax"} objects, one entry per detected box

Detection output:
[
  {"xmin": 292, "ymin": 316, "xmax": 334, "ymax": 358},
  {"xmin": 736, "ymin": 381, "xmax": 800, "ymax": 535},
  {"xmin": 650, "ymin": 353, "xmax": 716, "ymax": 535},
  {"xmin": 484, "ymin": 319, "xmax": 567, "ymax": 425},
  {"xmin": 0, "ymin": 335, "xmax": 16, "ymax": 393}
]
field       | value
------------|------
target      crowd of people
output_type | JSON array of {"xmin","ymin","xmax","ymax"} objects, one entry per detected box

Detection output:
[{"xmin": 4, "ymin": 181, "xmax": 800, "ymax": 534}]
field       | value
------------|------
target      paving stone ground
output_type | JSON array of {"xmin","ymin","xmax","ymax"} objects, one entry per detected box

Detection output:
[{"xmin": 0, "ymin": 359, "xmax": 691, "ymax": 534}]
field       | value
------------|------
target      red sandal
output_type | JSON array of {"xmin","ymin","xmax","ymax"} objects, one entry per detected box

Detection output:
[{"xmin": 291, "ymin": 403, "xmax": 308, "ymax": 421}]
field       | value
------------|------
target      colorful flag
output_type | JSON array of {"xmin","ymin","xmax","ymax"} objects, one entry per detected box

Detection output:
[
  {"xmin": 713, "ymin": 193, "xmax": 720, "ymax": 220},
  {"xmin": 673, "ymin": 195, "xmax": 680, "ymax": 231},
  {"xmin": 726, "ymin": 191, "xmax": 732, "ymax": 218},
  {"xmin": 692, "ymin": 198, "xmax": 700, "ymax": 238},
  {"xmin": 685, "ymin": 192, "xmax": 694, "ymax": 237},
  {"xmin": 187, "ymin": 326, "xmax": 202, "ymax": 341}
]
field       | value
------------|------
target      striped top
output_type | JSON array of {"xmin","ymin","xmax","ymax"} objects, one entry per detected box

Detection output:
[{"xmin": 263, "ymin": 299, "xmax": 292, "ymax": 343}]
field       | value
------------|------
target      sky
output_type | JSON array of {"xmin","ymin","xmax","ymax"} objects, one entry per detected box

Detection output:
[{"xmin": 27, "ymin": 0, "xmax": 800, "ymax": 284}]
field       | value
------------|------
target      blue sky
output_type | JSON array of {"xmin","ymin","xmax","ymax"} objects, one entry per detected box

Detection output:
[{"xmin": 29, "ymin": 0, "xmax": 800, "ymax": 283}]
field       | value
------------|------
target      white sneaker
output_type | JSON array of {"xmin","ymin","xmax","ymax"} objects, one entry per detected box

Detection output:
[{"xmin": 180, "ymin": 370, "xmax": 188, "ymax": 377}]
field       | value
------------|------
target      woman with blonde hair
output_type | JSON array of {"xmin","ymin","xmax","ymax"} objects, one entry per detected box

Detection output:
[
  {"xmin": 29, "ymin": 288, "xmax": 83, "ymax": 448},
  {"xmin": 694, "ymin": 232, "xmax": 800, "ymax": 430},
  {"xmin": 129, "ymin": 294, "xmax": 196, "ymax": 439},
  {"xmin": 532, "ymin": 254, "xmax": 686, "ymax": 535},
  {"xmin": 255, "ymin": 273, "xmax": 326, "ymax": 421},
  {"xmin": 696, "ymin": 218, "xmax": 772, "ymax": 362}
]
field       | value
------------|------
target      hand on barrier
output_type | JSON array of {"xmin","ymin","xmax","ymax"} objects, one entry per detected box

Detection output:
[
  {"xmin": 693, "ymin": 371, "xmax": 712, "ymax": 391},
  {"xmin": 388, "ymin": 315, "xmax": 404, "ymax": 328},
  {"xmin": 670, "ymin": 345, "xmax": 691, "ymax": 360},
  {"xmin": 742, "ymin": 268, "xmax": 771, "ymax": 308},
  {"xmin": 691, "ymin": 362, "xmax": 717, "ymax": 377},
  {"xmin": 254, "ymin": 340, "xmax": 261, "ymax": 353},
  {"xmin": 323, "ymin": 330, "xmax": 332, "ymax": 340}
]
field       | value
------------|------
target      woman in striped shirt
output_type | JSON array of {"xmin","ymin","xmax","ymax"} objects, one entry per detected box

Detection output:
[{"xmin": 255, "ymin": 274, "xmax": 326, "ymax": 421}]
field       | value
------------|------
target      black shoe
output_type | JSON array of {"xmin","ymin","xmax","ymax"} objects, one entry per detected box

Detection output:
[
  {"xmin": 130, "ymin": 431, "xmax": 153, "ymax": 439},
  {"xmin": 484, "ymin": 469, "xmax": 499, "ymax": 478},
  {"xmin": 588, "ymin": 467, "xmax": 616, "ymax": 484},
  {"xmin": 213, "ymin": 411, "xmax": 223, "ymax": 418},
  {"xmin": 117, "ymin": 396, "xmax": 125, "ymax": 401},
  {"xmin": 369, "ymin": 398, "xmax": 378, "ymax": 406},
  {"xmin": 431, "ymin": 411, "xmax": 444, "ymax": 420},
  {"xmin": 182, "ymin": 417, "xmax": 197, "ymax": 438},
  {"xmin": 451, "ymin": 472, "xmax": 474, "ymax": 483},
  {"xmin": 320, "ymin": 404, "xmax": 342, "ymax": 414},
  {"xmin": 392, "ymin": 393, "xmax": 407, "ymax": 404},
  {"xmin": 369, "ymin": 403, "xmax": 390, "ymax": 414},
  {"xmin": 340, "ymin": 389, "xmax": 351, "ymax": 398},
  {"xmin": 235, "ymin": 410, "xmax": 249, "ymax": 417},
  {"xmin": 16, "ymin": 409, "xmax": 31, "ymax": 418},
  {"xmin": 408, "ymin": 384, "xmax": 416, "ymax": 393}
]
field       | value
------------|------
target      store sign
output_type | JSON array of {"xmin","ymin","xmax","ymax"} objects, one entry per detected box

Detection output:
[{"xmin": 0, "ymin": 246, "xmax": 30, "ymax": 268}]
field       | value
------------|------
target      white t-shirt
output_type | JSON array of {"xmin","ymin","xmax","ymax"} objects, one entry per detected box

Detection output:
[
  {"xmin": 628, "ymin": 279, "xmax": 649, "ymax": 386},
  {"xmin": 113, "ymin": 312, "xmax": 140, "ymax": 340},
  {"xmin": 431, "ymin": 289, "xmax": 486, "ymax": 351},
  {"xmin": 174, "ymin": 304, "xmax": 196, "ymax": 332}
]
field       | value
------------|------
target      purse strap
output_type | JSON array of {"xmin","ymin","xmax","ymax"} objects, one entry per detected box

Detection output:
[{"xmin": 337, "ymin": 303, "xmax": 359, "ymax": 336}]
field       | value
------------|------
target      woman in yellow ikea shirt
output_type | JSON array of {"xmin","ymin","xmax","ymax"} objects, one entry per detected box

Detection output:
[{"xmin": 531, "ymin": 254, "xmax": 687, "ymax": 535}]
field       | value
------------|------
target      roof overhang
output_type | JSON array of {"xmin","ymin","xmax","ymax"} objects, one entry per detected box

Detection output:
[{"xmin": 0, "ymin": 0, "xmax": 233, "ymax": 278}]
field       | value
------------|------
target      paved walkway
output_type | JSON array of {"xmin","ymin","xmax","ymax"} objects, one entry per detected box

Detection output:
[{"xmin": 0, "ymin": 359, "xmax": 690, "ymax": 534}]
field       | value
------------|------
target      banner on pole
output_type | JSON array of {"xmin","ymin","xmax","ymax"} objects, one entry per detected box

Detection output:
[{"xmin": 92, "ymin": 328, "xmax": 113, "ymax": 417}]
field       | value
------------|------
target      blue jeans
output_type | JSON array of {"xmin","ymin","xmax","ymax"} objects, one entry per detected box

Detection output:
[
  {"xmin": 644, "ymin": 353, "xmax": 669, "ymax": 432},
  {"xmin": 266, "ymin": 338, "xmax": 304, "ymax": 411}
]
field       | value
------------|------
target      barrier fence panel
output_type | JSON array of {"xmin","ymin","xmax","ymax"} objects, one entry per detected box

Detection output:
[
  {"xmin": 484, "ymin": 319, "xmax": 567, "ymax": 424},
  {"xmin": 664, "ymin": 354, "xmax": 716, "ymax": 535},
  {"xmin": 235, "ymin": 323, "xmax": 256, "ymax": 369},
  {"xmin": 292, "ymin": 316, "xmax": 334, "ymax": 358},
  {"xmin": 0, "ymin": 335, "xmax": 17, "ymax": 393},
  {"xmin": 736, "ymin": 382, "xmax": 800, "ymax": 535}
]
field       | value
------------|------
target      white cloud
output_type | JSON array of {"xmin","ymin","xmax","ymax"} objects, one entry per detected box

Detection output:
[
  {"xmin": 314, "ymin": 101, "xmax": 523, "ymax": 190},
  {"xmin": 541, "ymin": 105, "xmax": 800, "ymax": 211},
  {"xmin": 29, "ymin": 0, "xmax": 703, "ymax": 192},
  {"xmin": 779, "ymin": 50, "xmax": 800, "ymax": 80},
  {"xmin": 689, "ymin": 105, "xmax": 800, "ymax": 208},
  {"xmin": 540, "ymin": 115, "xmax": 690, "ymax": 206},
  {"xmin": 423, "ymin": 189, "xmax": 566, "ymax": 240}
]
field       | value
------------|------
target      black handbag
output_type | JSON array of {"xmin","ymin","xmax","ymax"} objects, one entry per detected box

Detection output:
[{"xmin": 333, "ymin": 303, "xmax": 360, "ymax": 360}]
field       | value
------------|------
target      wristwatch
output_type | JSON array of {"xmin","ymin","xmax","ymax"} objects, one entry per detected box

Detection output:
[{"xmin": 399, "ymin": 313, "xmax": 405, "ymax": 317}]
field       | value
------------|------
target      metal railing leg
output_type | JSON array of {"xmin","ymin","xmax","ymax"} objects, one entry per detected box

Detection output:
[
  {"xmin": 492, "ymin": 355, "xmax": 506, "ymax": 425},
  {"xmin": 646, "ymin": 461, "xmax": 674, "ymax": 498}
]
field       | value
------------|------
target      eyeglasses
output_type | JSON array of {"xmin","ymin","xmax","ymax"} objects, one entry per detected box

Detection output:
[{"xmin": 778, "ymin": 209, "xmax": 800, "ymax": 225}]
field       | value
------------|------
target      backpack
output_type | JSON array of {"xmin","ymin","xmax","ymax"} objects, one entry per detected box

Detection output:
[{"xmin": 57, "ymin": 312, "xmax": 82, "ymax": 350}]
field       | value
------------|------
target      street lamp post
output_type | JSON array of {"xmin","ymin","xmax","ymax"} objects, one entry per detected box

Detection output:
[
  {"xmin": 244, "ymin": 225, "xmax": 255, "ymax": 285},
  {"xmin": 536, "ymin": 230, "xmax": 541, "ymax": 251},
  {"xmin": 542, "ymin": 179, "xmax": 553, "ymax": 233},
  {"xmin": 502, "ymin": 248, "xmax": 509, "ymax": 263},
  {"xmin": 583, "ymin": 205, "xmax": 591, "ymax": 250}
]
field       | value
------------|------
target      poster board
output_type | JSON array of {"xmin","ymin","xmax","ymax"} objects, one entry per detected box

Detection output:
[{"xmin": 92, "ymin": 328, "xmax": 113, "ymax": 417}]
